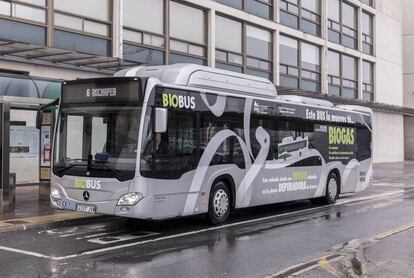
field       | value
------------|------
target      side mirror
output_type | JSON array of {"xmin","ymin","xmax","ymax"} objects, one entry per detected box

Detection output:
[
  {"xmin": 154, "ymin": 108, "xmax": 168, "ymax": 133},
  {"xmin": 36, "ymin": 110, "xmax": 43, "ymax": 129}
]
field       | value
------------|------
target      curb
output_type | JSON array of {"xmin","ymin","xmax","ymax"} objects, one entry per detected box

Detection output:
[{"xmin": 0, "ymin": 213, "xmax": 116, "ymax": 233}]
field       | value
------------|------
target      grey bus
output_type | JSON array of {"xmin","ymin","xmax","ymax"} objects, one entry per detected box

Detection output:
[{"xmin": 49, "ymin": 64, "xmax": 373, "ymax": 224}]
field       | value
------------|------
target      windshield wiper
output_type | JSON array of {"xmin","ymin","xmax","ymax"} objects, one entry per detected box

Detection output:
[
  {"xmin": 58, "ymin": 158, "xmax": 124, "ymax": 178},
  {"xmin": 55, "ymin": 163, "xmax": 82, "ymax": 175}
]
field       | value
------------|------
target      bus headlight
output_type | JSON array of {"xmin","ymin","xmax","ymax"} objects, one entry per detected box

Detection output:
[
  {"xmin": 117, "ymin": 193, "xmax": 143, "ymax": 206},
  {"xmin": 51, "ymin": 188, "xmax": 61, "ymax": 199}
]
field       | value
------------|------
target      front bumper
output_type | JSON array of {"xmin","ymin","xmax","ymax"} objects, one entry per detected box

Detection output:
[{"xmin": 50, "ymin": 194, "xmax": 155, "ymax": 219}]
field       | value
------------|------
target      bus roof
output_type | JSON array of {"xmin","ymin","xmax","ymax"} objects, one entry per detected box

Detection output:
[
  {"xmin": 114, "ymin": 63, "xmax": 277, "ymax": 99},
  {"xmin": 114, "ymin": 64, "xmax": 372, "ymax": 116}
]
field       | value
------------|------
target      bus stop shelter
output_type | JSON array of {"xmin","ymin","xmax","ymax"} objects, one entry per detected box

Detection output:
[{"xmin": 0, "ymin": 96, "xmax": 57, "ymax": 213}]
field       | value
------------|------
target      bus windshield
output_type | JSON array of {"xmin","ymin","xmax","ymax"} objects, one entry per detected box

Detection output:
[{"xmin": 53, "ymin": 104, "xmax": 141, "ymax": 181}]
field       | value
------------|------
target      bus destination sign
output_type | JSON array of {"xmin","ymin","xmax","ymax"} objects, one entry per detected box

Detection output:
[{"xmin": 62, "ymin": 78, "xmax": 141, "ymax": 104}]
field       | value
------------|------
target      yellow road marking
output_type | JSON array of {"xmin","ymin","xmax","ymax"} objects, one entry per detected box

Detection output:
[
  {"xmin": 374, "ymin": 223, "xmax": 414, "ymax": 240},
  {"xmin": 318, "ymin": 255, "xmax": 340, "ymax": 278}
]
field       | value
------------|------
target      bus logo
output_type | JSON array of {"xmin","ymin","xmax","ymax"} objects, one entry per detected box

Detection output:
[
  {"xmin": 83, "ymin": 191, "xmax": 90, "ymax": 201},
  {"xmin": 162, "ymin": 93, "xmax": 195, "ymax": 110}
]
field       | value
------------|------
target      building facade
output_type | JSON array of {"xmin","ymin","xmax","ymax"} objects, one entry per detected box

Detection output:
[{"xmin": 0, "ymin": 0, "xmax": 411, "ymax": 163}]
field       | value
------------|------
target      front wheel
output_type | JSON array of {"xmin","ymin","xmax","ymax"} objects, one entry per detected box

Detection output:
[
  {"xmin": 207, "ymin": 181, "xmax": 231, "ymax": 225},
  {"xmin": 323, "ymin": 172, "xmax": 339, "ymax": 205}
]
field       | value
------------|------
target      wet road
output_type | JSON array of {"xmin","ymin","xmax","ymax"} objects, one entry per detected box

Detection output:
[{"xmin": 1, "ymin": 162, "xmax": 414, "ymax": 278}]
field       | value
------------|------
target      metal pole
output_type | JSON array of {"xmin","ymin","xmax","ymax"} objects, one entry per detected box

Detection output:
[{"xmin": 1, "ymin": 102, "xmax": 10, "ymax": 211}]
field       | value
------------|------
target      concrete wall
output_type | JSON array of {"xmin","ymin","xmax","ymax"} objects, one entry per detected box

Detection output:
[
  {"xmin": 375, "ymin": 0, "xmax": 404, "ymax": 106},
  {"xmin": 372, "ymin": 0, "xmax": 405, "ymax": 163},
  {"xmin": 373, "ymin": 111, "xmax": 404, "ymax": 163}
]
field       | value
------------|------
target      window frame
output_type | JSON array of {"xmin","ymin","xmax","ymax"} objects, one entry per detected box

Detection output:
[
  {"xmin": 216, "ymin": 0, "xmax": 274, "ymax": 20},
  {"xmin": 327, "ymin": 50, "xmax": 359, "ymax": 99},
  {"xmin": 362, "ymin": 60, "xmax": 374, "ymax": 101},
  {"xmin": 0, "ymin": 0, "xmax": 47, "ymax": 26},
  {"xmin": 168, "ymin": 1, "xmax": 208, "ymax": 64},
  {"xmin": 327, "ymin": 0, "xmax": 358, "ymax": 50},
  {"xmin": 362, "ymin": 11, "xmax": 374, "ymax": 55},
  {"xmin": 279, "ymin": 34, "xmax": 321, "ymax": 93},
  {"xmin": 215, "ymin": 14, "xmax": 273, "ymax": 80},
  {"xmin": 280, "ymin": 0, "xmax": 322, "ymax": 37}
]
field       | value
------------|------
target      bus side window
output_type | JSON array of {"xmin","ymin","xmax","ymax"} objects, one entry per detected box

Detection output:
[
  {"xmin": 251, "ymin": 116, "xmax": 277, "ymax": 160},
  {"xmin": 277, "ymin": 119, "xmax": 296, "ymax": 143},
  {"xmin": 297, "ymin": 121, "xmax": 315, "ymax": 148}
]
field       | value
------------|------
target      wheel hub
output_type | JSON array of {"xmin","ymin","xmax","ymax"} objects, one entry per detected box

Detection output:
[
  {"xmin": 213, "ymin": 189, "xmax": 229, "ymax": 217},
  {"xmin": 328, "ymin": 178, "xmax": 338, "ymax": 200}
]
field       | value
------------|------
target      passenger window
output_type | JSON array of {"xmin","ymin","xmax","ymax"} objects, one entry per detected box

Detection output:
[
  {"xmin": 297, "ymin": 121, "xmax": 315, "ymax": 148},
  {"xmin": 201, "ymin": 113, "xmax": 246, "ymax": 169},
  {"xmin": 251, "ymin": 116, "xmax": 277, "ymax": 160},
  {"xmin": 151, "ymin": 111, "xmax": 197, "ymax": 179}
]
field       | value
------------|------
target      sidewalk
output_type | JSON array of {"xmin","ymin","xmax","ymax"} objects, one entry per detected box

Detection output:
[
  {"xmin": 306, "ymin": 225, "xmax": 414, "ymax": 278},
  {"xmin": 0, "ymin": 186, "xmax": 104, "ymax": 232}
]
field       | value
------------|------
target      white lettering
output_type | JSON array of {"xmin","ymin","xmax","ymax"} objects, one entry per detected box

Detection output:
[{"xmin": 86, "ymin": 180, "xmax": 101, "ymax": 190}]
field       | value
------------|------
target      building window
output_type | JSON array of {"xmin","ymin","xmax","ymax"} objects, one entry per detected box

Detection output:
[
  {"xmin": 246, "ymin": 0, "xmax": 273, "ymax": 19},
  {"xmin": 216, "ymin": 0, "xmax": 273, "ymax": 20},
  {"xmin": 328, "ymin": 0, "xmax": 357, "ymax": 50},
  {"xmin": 362, "ymin": 12, "xmax": 373, "ymax": 55},
  {"xmin": 123, "ymin": 0, "xmax": 165, "ymax": 65},
  {"xmin": 53, "ymin": 30, "xmax": 111, "ymax": 56},
  {"xmin": 0, "ymin": 0, "xmax": 46, "ymax": 24},
  {"xmin": 54, "ymin": 0, "xmax": 109, "ymax": 21},
  {"xmin": 280, "ymin": 35, "xmax": 299, "ymax": 89},
  {"xmin": 215, "ymin": 15, "xmax": 243, "ymax": 72},
  {"xmin": 363, "ymin": 61, "xmax": 374, "ymax": 101},
  {"xmin": 216, "ymin": 0, "xmax": 243, "ymax": 9},
  {"xmin": 169, "ymin": 1, "xmax": 206, "ymax": 65},
  {"xmin": 215, "ymin": 16, "xmax": 273, "ymax": 80},
  {"xmin": 360, "ymin": 0, "xmax": 374, "ymax": 8},
  {"xmin": 280, "ymin": 0, "xmax": 321, "ymax": 37},
  {"xmin": 0, "ymin": 17, "xmax": 46, "ymax": 45},
  {"xmin": 0, "ymin": 0, "xmax": 46, "ymax": 45},
  {"xmin": 328, "ymin": 50, "xmax": 358, "ymax": 99},
  {"xmin": 53, "ymin": 0, "xmax": 111, "ymax": 56},
  {"xmin": 246, "ymin": 25, "xmax": 272, "ymax": 79},
  {"xmin": 280, "ymin": 35, "xmax": 320, "ymax": 93},
  {"xmin": 300, "ymin": 42, "xmax": 320, "ymax": 92}
]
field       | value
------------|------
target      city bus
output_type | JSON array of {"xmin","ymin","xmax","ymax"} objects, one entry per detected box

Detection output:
[{"xmin": 48, "ymin": 64, "xmax": 373, "ymax": 225}]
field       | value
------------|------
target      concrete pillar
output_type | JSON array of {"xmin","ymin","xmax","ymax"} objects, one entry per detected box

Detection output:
[
  {"xmin": 321, "ymin": 0, "xmax": 328, "ymax": 95},
  {"xmin": 357, "ymin": 7, "xmax": 363, "ymax": 99},
  {"xmin": 46, "ymin": 0, "xmax": 53, "ymax": 47},
  {"xmin": 208, "ymin": 8, "xmax": 216, "ymax": 68},
  {"xmin": 112, "ymin": 0, "xmax": 122, "ymax": 58},
  {"xmin": 273, "ymin": 30, "xmax": 279, "ymax": 85},
  {"xmin": 0, "ymin": 103, "xmax": 11, "ymax": 213},
  {"xmin": 274, "ymin": 0, "xmax": 280, "ymax": 23}
]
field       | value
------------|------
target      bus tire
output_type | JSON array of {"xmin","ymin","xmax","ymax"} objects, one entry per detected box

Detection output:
[
  {"xmin": 323, "ymin": 172, "xmax": 339, "ymax": 205},
  {"xmin": 207, "ymin": 181, "xmax": 231, "ymax": 225}
]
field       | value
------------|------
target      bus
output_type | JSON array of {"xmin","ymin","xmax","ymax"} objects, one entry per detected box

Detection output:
[{"xmin": 48, "ymin": 64, "xmax": 373, "ymax": 225}]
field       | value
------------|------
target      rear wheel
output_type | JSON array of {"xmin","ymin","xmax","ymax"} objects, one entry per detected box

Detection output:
[
  {"xmin": 207, "ymin": 181, "xmax": 231, "ymax": 225},
  {"xmin": 311, "ymin": 172, "xmax": 339, "ymax": 205},
  {"xmin": 323, "ymin": 172, "xmax": 339, "ymax": 205}
]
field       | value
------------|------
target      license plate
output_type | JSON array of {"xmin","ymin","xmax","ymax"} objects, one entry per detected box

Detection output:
[{"xmin": 75, "ymin": 204, "xmax": 96, "ymax": 213}]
